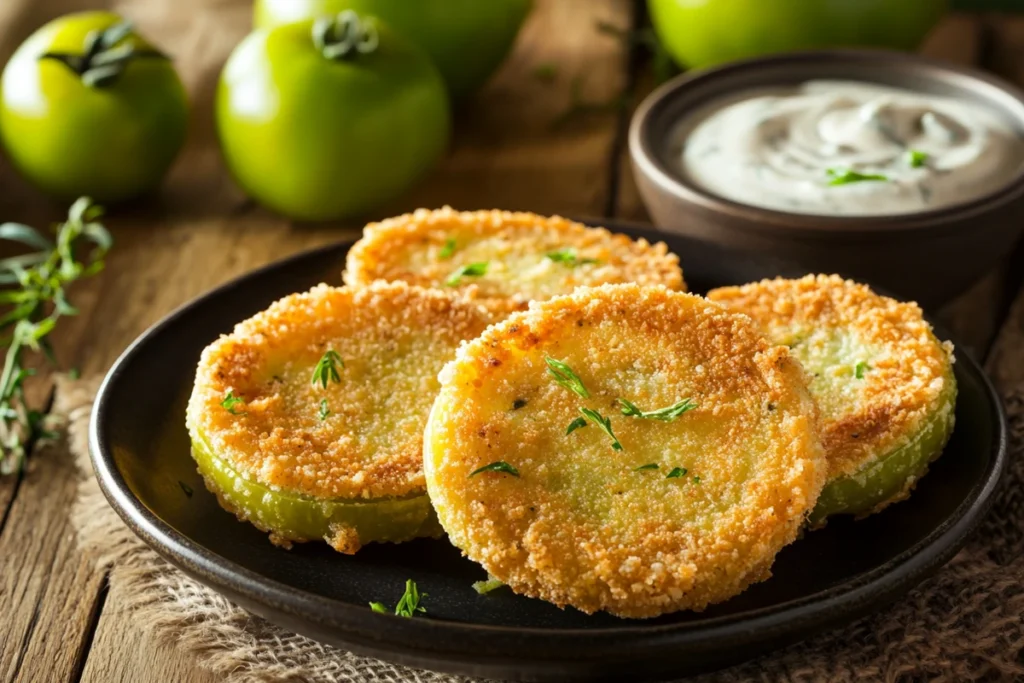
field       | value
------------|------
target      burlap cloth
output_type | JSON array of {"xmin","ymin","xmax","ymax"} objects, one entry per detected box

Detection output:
[{"xmin": 65, "ymin": 375, "xmax": 1024, "ymax": 682}]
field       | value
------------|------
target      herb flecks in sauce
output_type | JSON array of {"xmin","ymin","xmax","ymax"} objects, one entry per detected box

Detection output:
[
  {"xmin": 907, "ymin": 149, "xmax": 928, "ymax": 168},
  {"xmin": 826, "ymin": 168, "xmax": 889, "ymax": 186}
]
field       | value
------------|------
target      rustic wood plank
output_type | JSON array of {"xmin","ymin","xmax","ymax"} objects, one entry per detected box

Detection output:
[{"xmin": 79, "ymin": 585, "xmax": 221, "ymax": 683}]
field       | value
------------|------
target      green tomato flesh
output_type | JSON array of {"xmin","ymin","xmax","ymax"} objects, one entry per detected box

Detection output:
[
  {"xmin": 190, "ymin": 428, "xmax": 441, "ymax": 548},
  {"xmin": 253, "ymin": 0, "xmax": 532, "ymax": 98},
  {"xmin": 810, "ymin": 366, "xmax": 957, "ymax": 524},
  {"xmin": 0, "ymin": 11, "xmax": 188, "ymax": 203},
  {"xmin": 217, "ymin": 20, "xmax": 450, "ymax": 221},
  {"xmin": 648, "ymin": 0, "xmax": 948, "ymax": 70}
]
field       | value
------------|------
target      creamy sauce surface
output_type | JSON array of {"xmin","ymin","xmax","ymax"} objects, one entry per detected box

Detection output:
[{"xmin": 680, "ymin": 80, "xmax": 1024, "ymax": 216}]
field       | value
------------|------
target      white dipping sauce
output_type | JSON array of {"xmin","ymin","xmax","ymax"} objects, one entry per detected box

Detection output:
[{"xmin": 680, "ymin": 80, "xmax": 1024, "ymax": 215}]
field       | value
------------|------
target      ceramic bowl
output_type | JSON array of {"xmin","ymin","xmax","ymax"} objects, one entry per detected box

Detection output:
[{"xmin": 629, "ymin": 49, "xmax": 1024, "ymax": 307}]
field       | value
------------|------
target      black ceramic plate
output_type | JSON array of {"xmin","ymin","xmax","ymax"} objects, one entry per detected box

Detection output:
[{"xmin": 90, "ymin": 220, "xmax": 1007, "ymax": 683}]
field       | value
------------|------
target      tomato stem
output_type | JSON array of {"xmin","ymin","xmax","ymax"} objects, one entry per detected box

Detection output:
[
  {"xmin": 38, "ymin": 21, "xmax": 168, "ymax": 88},
  {"xmin": 312, "ymin": 11, "xmax": 379, "ymax": 61}
]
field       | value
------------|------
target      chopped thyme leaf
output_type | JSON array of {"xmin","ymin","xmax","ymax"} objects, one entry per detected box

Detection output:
[
  {"xmin": 472, "ymin": 577, "xmax": 505, "ymax": 594},
  {"xmin": 469, "ymin": 461, "xmax": 520, "ymax": 478},
  {"xmin": 693, "ymin": 475, "xmax": 701, "ymax": 484},
  {"xmin": 826, "ymin": 168, "xmax": 888, "ymax": 186},
  {"xmin": 220, "ymin": 390, "xmax": 246, "ymax": 415},
  {"xmin": 532, "ymin": 62, "xmax": 558, "ymax": 82},
  {"xmin": 634, "ymin": 463, "xmax": 659, "ymax": 472},
  {"xmin": 545, "ymin": 356, "xmax": 590, "ymax": 398},
  {"xmin": 666, "ymin": 467, "xmax": 688, "ymax": 479},
  {"xmin": 545, "ymin": 249, "xmax": 600, "ymax": 267},
  {"xmin": 907, "ymin": 149, "xmax": 928, "ymax": 168},
  {"xmin": 579, "ymin": 407, "xmax": 622, "ymax": 451},
  {"xmin": 438, "ymin": 238, "xmax": 457, "ymax": 260},
  {"xmin": 617, "ymin": 397, "xmax": 696, "ymax": 421},
  {"xmin": 394, "ymin": 579, "xmax": 427, "ymax": 617},
  {"xmin": 370, "ymin": 579, "xmax": 427, "ymax": 617},
  {"xmin": 311, "ymin": 349, "xmax": 344, "ymax": 388},
  {"xmin": 565, "ymin": 416, "xmax": 588, "ymax": 435},
  {"xmin": 445, "ymin": 261, "xmax": 488, "ymax": 286},
  {"xmin": 178, "ymin": 481, "xmax": 193, "ymax": 497},
  {"xmin": 69, "ymin": 367, "xmax": 80, "ymax": 380},
  {"xmin": 855, "ymin": 361, "xmax": 869, "ymax": 379},
  {"xmin": 318, "ymin": 398, "xmax": 330, "ymax": 421}
]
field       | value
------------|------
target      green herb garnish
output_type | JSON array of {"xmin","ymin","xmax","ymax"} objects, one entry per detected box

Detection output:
[
  {"xmin": 311, "ymin": 349, "xmax": 344, "ymax": 388},
  {"xmin": 579, "ymin": 407, "xmax": 622, "ymax": 451},
  {"xmin": 666, "ymin": 467, "xmax": 688, "ymax": 479},
  {"xmin": 472, "ymin": 578, "xmax": 505, "ymax": 594},
  {"xmin": 469, "ymin": 461, "xmax": 520, "ymax": 478},
  {"xmin": 633, "ymin": 463, "xmax": 659, "ymax": 472},
  {"xmin": 855, "ymin": 361, "xmax": 869, "ymax": 379},
  {"xmin": 445, "ymin": 261, "xmax": 488, "ymax": 286},
  {"xmin": 545, "ymin": 356, "xmax": 590, "ymax": 399},
  {"xmin": 545, "ymin": 249, "xmax": 600, "ymax": 267},
  {"xmin": 394, "ymin": 579, "xmax": 427, "ymax": 617},
  {"xmin": 0, "ymin": 197, "xmax": 111, "ymax": 475},
  {"xmin": 438, "ymin": 238, "xmax": 457, "ymax": 260},
  {"xmin": 618, "ymin": 397, "xmax": 696, "ymax": 421},
  {"xmin": 221, "ymin": 390, "xmax": 246, "ymax": 415},
  {"xmin": 369, "ymin": 579, "xmax": 427, "ymax": 617},
  {"xmin": 907, "ymin": 149, "xmax": 928, "ymax": 168},
  {"xmin": 318, "ymin": 398, "xmax": 330, "ymax": 421},
  {"xmin": 565, "ymin": 416, "xmax": 588, "ymax": 435},
  {"xmin": 826, "ymin": 168, "xmax": 888, "ymax": 186},
  {"xmin": 68, "ymin": 367, "xmax": 81, "ymax": 380},
  {"xmin": 693, "ymin": 476, "xmax": 701, "ymax": 484}
]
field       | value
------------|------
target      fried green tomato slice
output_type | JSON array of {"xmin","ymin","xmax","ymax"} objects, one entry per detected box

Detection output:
[
  {"xmin": 343, "ymin": 207, "xmax": 686, "ymax": 314},
  {"xmin": 186, "ymin": 281, "xmax": 492, "ymax": 553},
  {"xmin": 707, "ymin": 275, "xmax": 957, "ymax": 524},
  {"xmin": 423, "ymin": 284, "xmax": 826, "ymax": 618}
]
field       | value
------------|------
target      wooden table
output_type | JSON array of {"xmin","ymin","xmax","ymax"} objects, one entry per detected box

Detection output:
[{"xmin": 1, "ymin": 2, "xmax": 1022, "ymax": 681}]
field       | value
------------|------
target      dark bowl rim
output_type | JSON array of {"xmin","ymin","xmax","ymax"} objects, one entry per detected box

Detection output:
[
  {"xmin": 88, "ymin": 228, "xmax": 1009, "ymax": 665},
  {"xmin": 629, "ymin": 48, "xmax": 1024, "ymax": 232}
]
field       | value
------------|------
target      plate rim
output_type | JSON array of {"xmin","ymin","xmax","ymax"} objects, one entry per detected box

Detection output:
[{"xmin": 88, "ymin": 221, "xmax": 1010, "ymax": 670}]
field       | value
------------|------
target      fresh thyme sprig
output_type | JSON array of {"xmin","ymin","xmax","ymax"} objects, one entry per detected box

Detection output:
[
  {"xmin": 469, "ymin": 461, "xmax": 520, "ymax": 478},
  {"xmin": 617, "ymin": 397, "xmax": 697, "ymax": 421},
  {"xmin": 545, "ymin": 249, "xmax": 600, "ymax": 267},
  {"xmin": 578, "ymin": 407, "xmax": 622, "ymax": 451},
  {"xmin": 311, "ymin": 349, "xmax": 343, "ymax": 388},
  {"xmin": 545, "ymin": 356, "xmax": 590, "ymax": 399},
  {"xmin": 445, "ymin": 261, "xmax": 488, "ymax": 286},
  {"xmin": 0, "ymin": 197, "xmax": 111, "ymax": 475}
]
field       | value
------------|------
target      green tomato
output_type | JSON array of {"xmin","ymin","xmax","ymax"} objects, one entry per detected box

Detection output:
[
  {"xmin": 648, "ymin": 0, "xmax": 948, "ymax": 70},
  {"xmin": 190, "ymin": 429, "xmax": 442, "ymax": 550},
  {"xmin": 253, "ymin": 0, "xmax": 532, "ymax": 99},
  {"xmin": 0, "ymin": 11, "xmax": 188, "ymax": 203},
  {"xmin": 217, "ymin": 14, "xmax": 450, "ymax": 221}
]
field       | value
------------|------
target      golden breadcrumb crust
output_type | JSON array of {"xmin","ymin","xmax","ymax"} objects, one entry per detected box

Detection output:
[
  {"xmin": 423, "ymin": 284, "xmax": 826, "ymax": 618},
  {"xmin": 187, "ymin": 281, "xmax": 492, "ymax": 500},
  {"xmin": 707, "ymin": 274, "xmax": 955, "ymax": 481},
  {"xmin": 343, "ymin": 207, "xmax": 685, "ymax": 313}
]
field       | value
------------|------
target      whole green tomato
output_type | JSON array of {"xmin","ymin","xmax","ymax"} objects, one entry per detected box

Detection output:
[
  {"xmin": 217, "ymin": 12, "xmax": 450, "ymax": 221},
  {"xmin": 0, "ymin": 11, "xmax": 188, "ymax": 203},
  {"xmin": 253, "ymin": 0, "xmax": 532, "ymax": 99},
  {"xmin": 648, "ymin": 0, "xmax": 948, "ymax": 70}
]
